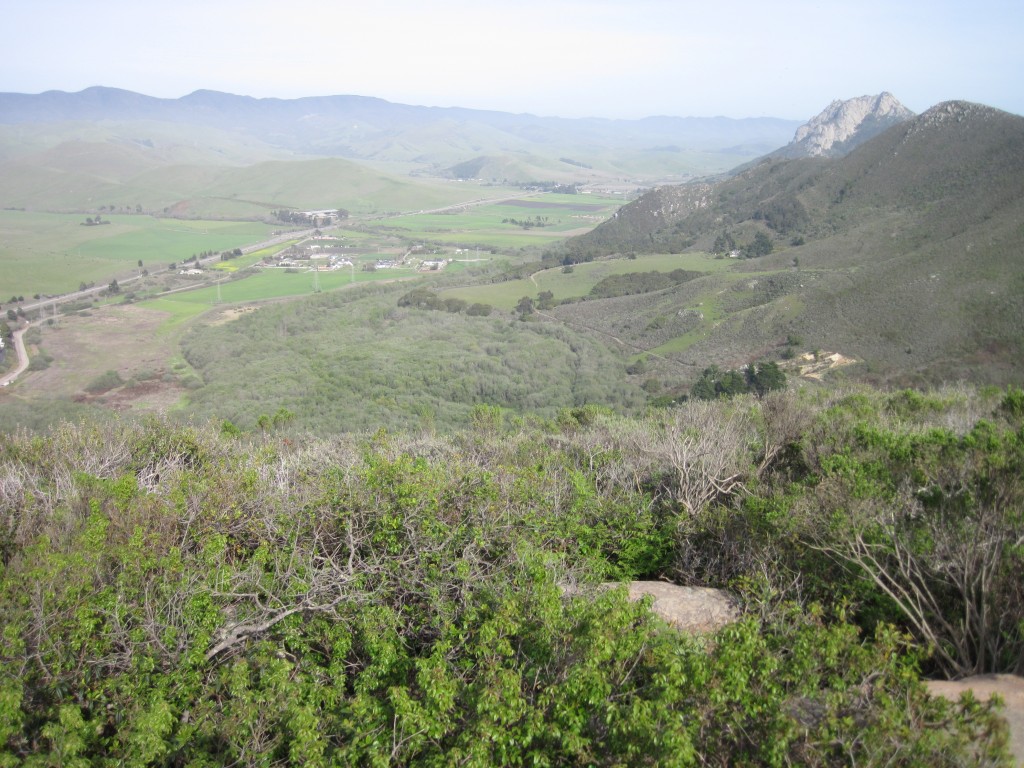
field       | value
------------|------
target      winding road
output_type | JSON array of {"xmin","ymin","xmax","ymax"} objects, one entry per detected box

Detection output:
[
  {"xmin": 0, "ymin": 321, "xmax": 32, "ymax": 387},
  {"xmin": 1, "ymin": 192, "xmax": 540, "ymax": 389}
]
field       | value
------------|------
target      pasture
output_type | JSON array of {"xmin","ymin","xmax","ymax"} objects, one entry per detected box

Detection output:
[
  {"xmin": 0, "ymin": 211, "xmax": 277, "ymax": 298},
  {"xmin": 369, "ymin": 193, "xmax": 624, "ymax": 249},
  {"xmin": 141, "ymin": 264, "xmax": 419, "ymax": 328},
  {"xmin": 440, "ymin": 252, "xmax": 732, "ymax": 310}
]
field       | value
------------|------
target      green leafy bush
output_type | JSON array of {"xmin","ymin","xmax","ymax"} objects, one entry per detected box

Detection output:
[
  {"xmin": 84, "ymin": 369, "xmax": 124, "ymax": 394},
  {"xmin": 0, "ymin": 389, "xmax": 1018, "ymax": 765}
]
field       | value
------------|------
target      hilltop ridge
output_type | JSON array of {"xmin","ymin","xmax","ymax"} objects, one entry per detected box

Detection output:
[
  {"xmin": 558, "ymin": 98, "xmax": 1024, "ymax": 387},
  {"xmin": 781, "ymin": 91, "xmax": 915, "ymax": 158},
  {"xmin": 0, "ymin": 86, "xmax": 801, "ymax": 179}
]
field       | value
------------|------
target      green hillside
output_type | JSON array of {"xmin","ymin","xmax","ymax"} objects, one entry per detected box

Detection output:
[
  {"xmin": 0, "ymin": 136, "xmax": 505, "ymax": 218},
  {"xmin": 556, "ymin": 102, "xmax": 1024, "ymax": 388},
  {"xmin": 192, "ymin": 159, "xmax": 486, "ymax": 216},
  {"xmin": 176, "ymin": 282, "xmax": 647, "ymax": 433},
  {"xmin": 0, "ymin": 88, "xmax": 805, "ymax": 205},
  {"xmin": 2, "ymin": 90, "xmax": 1023, "ymax": 766}
]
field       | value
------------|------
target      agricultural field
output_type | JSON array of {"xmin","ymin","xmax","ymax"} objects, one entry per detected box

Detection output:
[
  {"xmin": 367, "ymin": 193, "xmax": 626, "ymax": 249},
  {"xmin": 0, "ymin": 211, "xmax": 279, "ymax": 298},
  {"xmin": 0, "ymin": 190, "xmax": 632, "ymax": 428},
  {"xmin": 131, "ymin": 197, "xmax": 632, "ymax": 327},
  {"xmin": 141, "ymin": 263, "xmax": 420, "ymax": 328}
]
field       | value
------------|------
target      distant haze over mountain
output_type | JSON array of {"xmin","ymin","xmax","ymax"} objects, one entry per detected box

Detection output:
[{"xmin": 0, "ymin": 86, "xmax": 802, "ymax": 180}]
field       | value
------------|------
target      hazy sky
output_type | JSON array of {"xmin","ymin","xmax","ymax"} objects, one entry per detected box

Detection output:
[{"xmin": 2, "ymin": 0, "xmax": 1021, "ymax": 120}]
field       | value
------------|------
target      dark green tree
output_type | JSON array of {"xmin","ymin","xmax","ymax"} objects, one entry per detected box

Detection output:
[
  {"xmin": 712, "ymin": 231, "xmax": 736, "ymax": 254},
  {"xmin": 749, "ymin": 361, "xmax": 786, "ymax": 396},
  {"xmin": 516, "ymin": 296, "xmax": 535, "ymax": 316},
  {"xmin": 691, "ymin": 367, "xmax": 720, "ymax": 400},
  {"xmin": 746, "ymin": 231, "xmax": 774, "ymax": 258}
]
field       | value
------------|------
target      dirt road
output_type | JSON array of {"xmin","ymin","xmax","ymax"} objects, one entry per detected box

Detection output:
[{"xmin": 0, "ymin": 322, "xmax": 32, "ymax": 387}]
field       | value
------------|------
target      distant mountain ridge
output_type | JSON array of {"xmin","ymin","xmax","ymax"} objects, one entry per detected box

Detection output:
[
  {"xmin": 572, "ymin": 99, "xmax": 1020, "ymax": 257},
  {"xmin": 0, "ymin": 86, "xmax": 801, "ymax": 173}
]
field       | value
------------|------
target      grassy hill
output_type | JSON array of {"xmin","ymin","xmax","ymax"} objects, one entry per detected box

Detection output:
[
  {"xmin": 176, "ymin": 281, "xmax": 648, "ymax": 433},
  {"xmin": 0, "ymin": 135, "xmax": 504, "ymax": 218},
  {"xmin": 0, "ymin": 87, "xmax": 802, "ymax": 192},
  {"xmin": 2, "ymin": 91, "xmax": 1023, "ymax": 765},
  {"xmin": 556, "ymin": 101, "xmax": 1024, "ymax": 388}
]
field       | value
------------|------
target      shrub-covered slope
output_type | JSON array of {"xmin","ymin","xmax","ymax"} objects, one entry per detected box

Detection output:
[
  {"xmin": 1, "ymin": 386, "xmax": 1021, "ymax": 764},
  {"xmin": 560, "ymin": 102, "xmax": 1024, "ymax": 386},
  {"xmin": 179, "ymin": 283, "xmax": 648, "ymax": 434}
]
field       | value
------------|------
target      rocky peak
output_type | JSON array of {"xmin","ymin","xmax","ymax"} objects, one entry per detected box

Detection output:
[{"xmin": 785, "ymin": 92, "xmax": 915, "ymax": 158}]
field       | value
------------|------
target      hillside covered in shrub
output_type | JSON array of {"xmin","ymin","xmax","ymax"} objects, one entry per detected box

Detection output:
[
  {"xmin": 1, "ymin": 385, "xmax": 1021, "ymax": 765},
  {"xmin": 555, "ymin": 102, "xmax": 1024, "ymax": 388}
]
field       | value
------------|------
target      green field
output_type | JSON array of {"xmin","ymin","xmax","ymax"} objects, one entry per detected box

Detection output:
[
  {"xmin": 141, "ymin": 265, "xmax": 420, "ymax": 327},
  {"xmin": 440, "ymin": 252, "xmax": 732, "ymax": 310},
  {"xmin": 368, "ymin": 194, "xmax": 624, "ymax": 249},
  {"xmin": 0, "ymin": 191, "xmax": 621, "ymax": 305},
  {"xmin": 0, "ymin": 211, "xmax": 278, "ymax": 297},
  {"xmin": 128, "ymin": 197, "xmax": 629, "ymax": 324}
]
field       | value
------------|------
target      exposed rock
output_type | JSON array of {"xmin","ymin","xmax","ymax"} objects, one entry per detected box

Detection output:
[
  {"xmin": 779, "ymin": 92, "xmax": 915, "ymax": 158},
  {"xmin": 610, "ymin": 581, "xmax": 739, "ymax": 633},
  {"xmin": 927, "ymin": 675, "xmax": 1024, "ymax": 766},
  {"xmin": 791, "ymin": 350, "xmax": 858, "ymax": 380}
]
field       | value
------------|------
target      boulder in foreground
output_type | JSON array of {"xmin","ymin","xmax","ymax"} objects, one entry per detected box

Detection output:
[{"xmin": 611, "ymin": 581, "xmax": 739, "ymax": 634}]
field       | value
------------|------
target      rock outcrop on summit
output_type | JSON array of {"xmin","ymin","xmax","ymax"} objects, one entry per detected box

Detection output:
[{"xmin": 775, "ymin": 92, "xmax": 915, "ymax": 158}]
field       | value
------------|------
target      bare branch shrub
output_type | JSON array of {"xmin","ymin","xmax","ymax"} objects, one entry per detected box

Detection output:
[
  {"xmin": 627, "ymin": 399, "xmax": 757, "ymax": 514},
  {"xmin": 812, "ymin": 471, "xmax": 1024, "ymax": 677}
]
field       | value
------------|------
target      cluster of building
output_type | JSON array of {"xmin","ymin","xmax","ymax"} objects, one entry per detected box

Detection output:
[{"xmin": 272, "ymin": 252, "xmax": 354, "ymax": 271}]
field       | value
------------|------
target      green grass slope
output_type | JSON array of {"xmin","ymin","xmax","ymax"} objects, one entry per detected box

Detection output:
[
  {"xmin": 558, "ymin": 102, "xmax": 1024, "ymax": 388},
  {"xmin": 0, "ymin": 137, "xmax": 507, "ymax": 218},
  {"xmin": 0, "ymin": 88, "xmax": 804, "ymax": 195}
]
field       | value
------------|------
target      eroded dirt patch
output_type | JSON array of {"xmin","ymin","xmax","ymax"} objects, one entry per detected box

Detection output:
[
  {"xmin": 210, "ymin": 305, "xmax": 259, "ymax": 325},
  {"xmin": 18, "ymin": 303, "xmax": 189, "ymax": 414}
]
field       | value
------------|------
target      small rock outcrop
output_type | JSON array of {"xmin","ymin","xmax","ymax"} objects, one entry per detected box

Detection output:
[
  {"xmin": 927, "ymin": 675, "xmax": 1024, "ymax": 765},
  {"xmin": 779, "ymin": 92, "xmax": 915, "ymax": 158},
  {"xmin": 612, "ymin": 581, "xmax": 739, "ymax": 634}
]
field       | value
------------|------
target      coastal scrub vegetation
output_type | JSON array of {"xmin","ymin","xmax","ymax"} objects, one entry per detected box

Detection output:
[
  {"xmin": 179, "ymin": 283, "xmax": 647, "ymax": 433},
  {"xmin": 0, "ymin": 385, "xmax": 1020, "ymax": 764}
]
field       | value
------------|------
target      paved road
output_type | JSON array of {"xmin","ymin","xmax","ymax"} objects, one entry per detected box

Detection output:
[
  {"xmin": 16, "ymin": 225, "xmax": 328, "ymax": 317},
  {"xmin": 15, "ymin": 191, "xmax": 538, "ymax": 317},
  {"xmin": 0, "ymin": 321, "xmax": 32, "ymax": 387},
  {"xmin": 2, "ymin": 192, "xmax": 540, "ymax": 388}
]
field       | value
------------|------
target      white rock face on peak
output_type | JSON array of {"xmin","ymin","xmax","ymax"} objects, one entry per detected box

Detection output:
[{"xmin": 784, "ymin": 92, "xmax": 915, "ymax": 158}]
